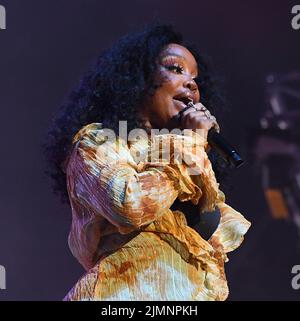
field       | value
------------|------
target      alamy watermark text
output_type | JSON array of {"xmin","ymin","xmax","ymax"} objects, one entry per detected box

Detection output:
[
  {"xmin": 291, "ymin": 5, "xmax": 300, "ymax": 30},
  {"xmin": 0, "ymin": 4, "xmax": 6, "ymax": 30},
  {"xmin": 0, "ymin": 265, "xmax": 6, "ymax": 290},
  {"xmin": 291, "ymin": 265, "xmax": 300, "ymax": 290}
]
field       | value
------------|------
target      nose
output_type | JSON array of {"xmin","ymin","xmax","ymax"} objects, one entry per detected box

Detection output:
[{"xmin": 183, "ymin": 77, "xmax": 198, "ymax": 93}]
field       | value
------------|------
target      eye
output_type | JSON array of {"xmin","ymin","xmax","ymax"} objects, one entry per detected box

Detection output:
[{"xmin": 165, "ymin": 63, "xmax": 184, "ymax": 74}]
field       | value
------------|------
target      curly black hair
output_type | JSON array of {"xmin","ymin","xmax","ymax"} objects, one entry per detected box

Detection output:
[{"xmin": 42, "ymin": 23, "xmax": 229, "ymax": 205}]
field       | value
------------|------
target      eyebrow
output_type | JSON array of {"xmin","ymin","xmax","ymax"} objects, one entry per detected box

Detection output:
[{"xmin": 161, "ymin": 53, "xmax": 186, "ymax": 61}]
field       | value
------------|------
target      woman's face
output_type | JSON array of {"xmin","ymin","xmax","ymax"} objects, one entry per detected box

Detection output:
[{"xmin": 139, "ymin": 43, "xmax": 200, "ymax": 131}]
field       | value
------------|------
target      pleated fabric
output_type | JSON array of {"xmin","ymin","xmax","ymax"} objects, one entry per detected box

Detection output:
[{"xmin": 63, "ymin": 123, "xmax": 251, "ymax": 301}]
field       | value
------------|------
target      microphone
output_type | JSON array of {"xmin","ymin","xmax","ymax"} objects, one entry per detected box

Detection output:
[
  {"xmin": 176, "ymin": 102, "xmax": 244, "ymax": 168},
  {"xmin": 207, "ymin": 129, "xmax": 244, "ymax": 168}
]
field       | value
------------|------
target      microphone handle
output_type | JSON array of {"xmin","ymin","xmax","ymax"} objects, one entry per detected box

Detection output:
[{"xmin": 208, "ymin": 129, "xmax": 244, "ymax": 168}]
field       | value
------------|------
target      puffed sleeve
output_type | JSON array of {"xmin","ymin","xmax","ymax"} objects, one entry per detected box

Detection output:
[
  {"xmin": 208, "ymin": 190, "xmax": 251, "ymax": 258},
  {"xmin": 66, "ymin": 123, "xmax": 211, "ymax": 235}
]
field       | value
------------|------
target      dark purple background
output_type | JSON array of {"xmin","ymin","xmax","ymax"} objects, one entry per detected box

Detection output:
[{"xmin": 0, "ymin": 0, "xmax": 299, "ymax": 300}]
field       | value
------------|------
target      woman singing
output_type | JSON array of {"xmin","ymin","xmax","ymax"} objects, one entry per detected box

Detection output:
[{"xmin": 43, "ymin": 24, "xmax": 251, "ymax": 301}]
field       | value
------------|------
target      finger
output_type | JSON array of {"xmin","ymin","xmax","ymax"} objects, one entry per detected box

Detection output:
[
  {"xmin": 194, "ymin": 103, "xmax": 212, "ymax": 113},
  {"xmin": 180, "ymin": 106, "xmax": 198, "ymax": 118},
  {"xmin": 190, "ymin": 105, "xmax": 220, "ymax": 131},
  {"xmin": 193, "ymin": 103, "xmax": 213, "ymax": 117},
  {"xmin": 181, "ymin": 109, "xmax": 210, "ymax": 120},
  {"xmin": 211, "ymin": 121, "xmax": 220, "ymax": 132},
  {"xmin": 193, "ymin": 102, "xmax": 208, "ymax": 112},
  {"xmin": 207, "ymin": 115, "xmax": 220, "ymax": 132},
  {"xmin": 181, "ymin": 111, "xmax": 217, "ymax": 130},
  {"xmin": 178, "ymin": 110, "xmax": 204, "ymax": 130},
  {"xmin": 176, "ymin": 105, "xmax": 195, "ymax": 123}
]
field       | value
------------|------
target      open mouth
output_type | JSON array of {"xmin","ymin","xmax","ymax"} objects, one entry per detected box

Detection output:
[{"xmin": 172, "ymin": 96, "xmax": 193, "ymax": 108}]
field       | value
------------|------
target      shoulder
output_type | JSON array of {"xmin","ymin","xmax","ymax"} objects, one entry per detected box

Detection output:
[
  {"xmin": 72, "ymin": 122, "xmax": 126, "ymax": 154},
  {"xmin": 72, "ymin": 122, "xmax": 106, "ymax": 145},
  {"xmin": 68, "ymin": 123, "xmax": 133, "ymax": 169},
  {"xmin": 72, "ymin": 122, "xmax": 127, "ymax": 149},
  {"xmin": 65, "ymin": 123, "xmax": 109, "ymax": 178}
]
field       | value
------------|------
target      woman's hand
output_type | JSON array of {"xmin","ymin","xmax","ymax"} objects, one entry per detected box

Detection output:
[{"xmin": 179, "ymin": 102, "xmax": 220, "ymax": 139}]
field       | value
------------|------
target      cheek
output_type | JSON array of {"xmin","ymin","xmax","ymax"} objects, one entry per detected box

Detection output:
[
  {"xmin": 148, "ymin": 90, "xmax": 174, "ymax": 124},
  {"xmin": 156, "ymin": 69, "xmax": 179, "ymax": 90},
  {"xmin": 151, "ymin": 91, "xmax": 168, "ymax": 114},
  {"xmin": 151, "ymin": 78, "xmax": 175, "ymax": 105},
  {"xmin": 196, "ymin": 90, "xmax": 201, "ymax": 102}
]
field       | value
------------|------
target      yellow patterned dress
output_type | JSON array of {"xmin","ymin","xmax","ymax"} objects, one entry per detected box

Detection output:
[{"xmin": 63, "ymin": 123, "xmax": 251, "ymax": 301}]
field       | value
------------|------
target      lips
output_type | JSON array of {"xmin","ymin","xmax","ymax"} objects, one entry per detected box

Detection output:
[
  {"xmin": 173, "ymin": 92, "xmax": 195, "ymax": 106},
  {"xmin": 172, "ymin": 98, "xmax": 188, "ymax": 109}
]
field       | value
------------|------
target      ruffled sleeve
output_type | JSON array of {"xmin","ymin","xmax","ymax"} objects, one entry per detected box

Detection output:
[
  {"xmin": 66, "ymin": 123, "xmax": 211, "ymax": 235},
  {"xmin": 208, "ymin": 191, "xmax": 251, "ymax": 259}
]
